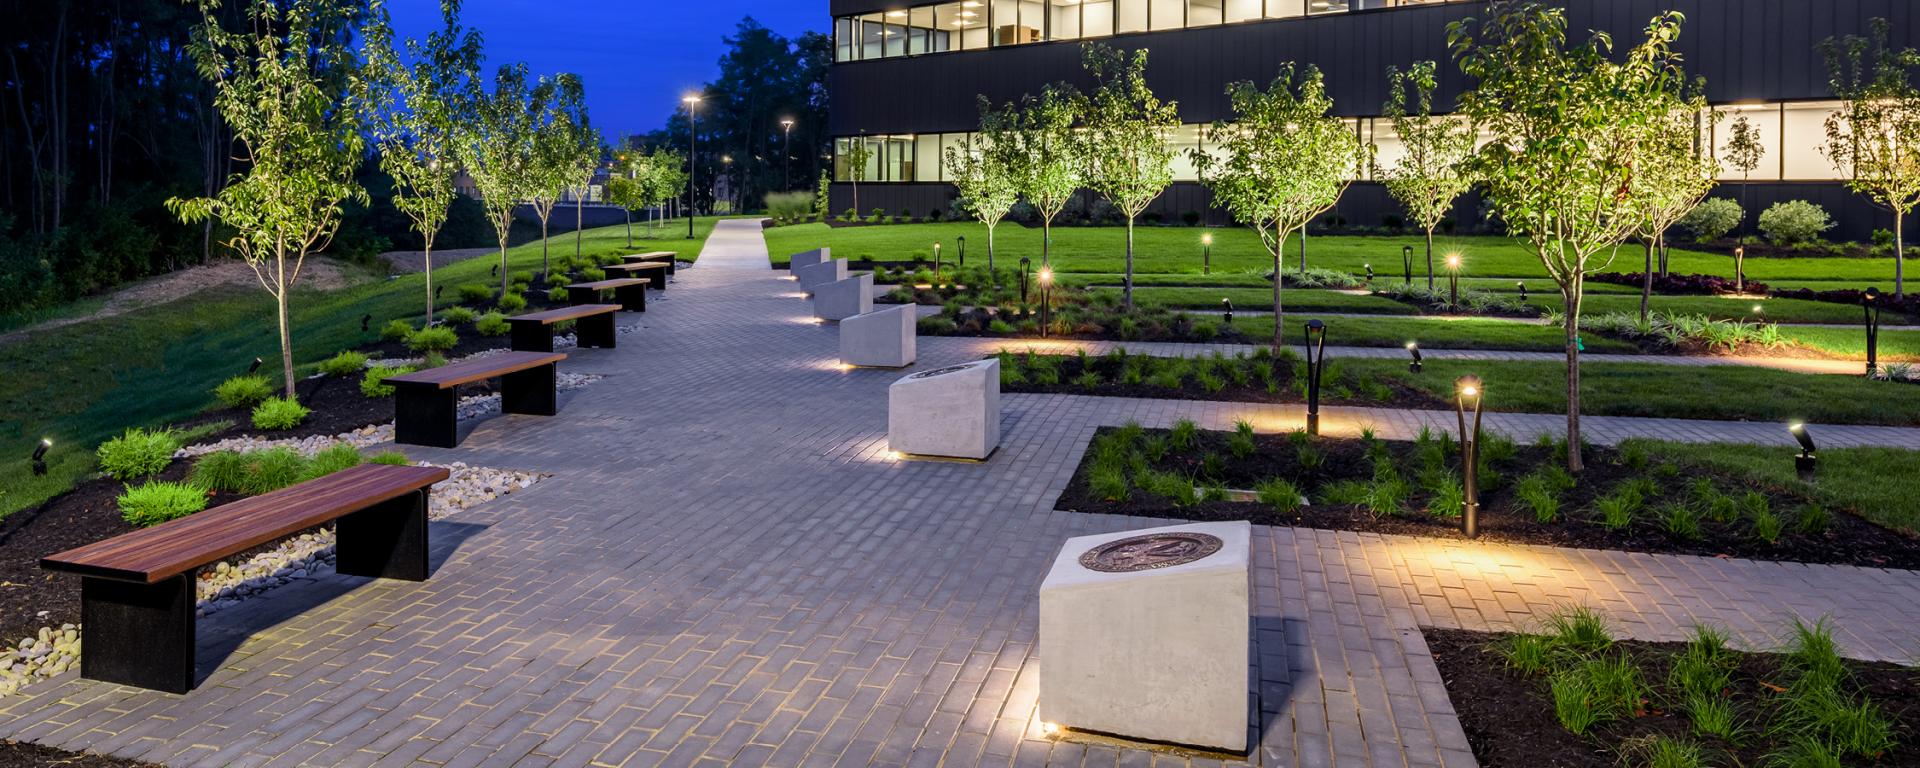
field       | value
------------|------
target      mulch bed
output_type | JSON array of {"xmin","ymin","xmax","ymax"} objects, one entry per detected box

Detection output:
[
  {"xmin": 0, "ymin": 741, "xmax": 155, "ymax": 767},
  {"xmin": 1424, "ymin": 627, "xmax": 1920, "ymax": 768},
  {"xmin": 1055, "ymin": 427, "xmax": 1920, "ymax": 569},
  {"xmin": 1002, "ymin": 353, "xmax": 1446, "ymax": 410}
]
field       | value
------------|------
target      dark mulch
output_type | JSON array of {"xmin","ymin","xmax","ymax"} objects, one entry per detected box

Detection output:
[
  {"xmin": 1002, "ymin": 353, "xmax": 1447, "ymax": 410},
  {"xmin": 1424, "ymin": 627, "xmax": 1920, "ymax": 768},
  {"xmin": 0, "ymin": 741, "xmax": 156, "ymax": 767},
  {"xmin": 1055, "ymin": 427, "xmax": 1920, "ymax": 569}
]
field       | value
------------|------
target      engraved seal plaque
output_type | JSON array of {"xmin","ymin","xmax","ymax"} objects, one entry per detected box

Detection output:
[
  {"xmin": 908, "ymin": 362, "xmax": 978, "ymax": 379},
  {"xmin": 1077, "ymin": 532, "xmax": 1224, "ymax": 573}
]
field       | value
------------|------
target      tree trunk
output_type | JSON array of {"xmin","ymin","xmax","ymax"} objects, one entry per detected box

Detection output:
[
  {"xmin": 574, "ymin": 192, "xmax": 584, "ymax": 264},
  {"xmin": 1271, "ymin": 230, "xmax": 1287, "ymax": 351},
  {"xmin": 1424, "ymin": 229, "xmax": 1435, "ymax": 290},
  {"xmin": 624, "ymin": 209, "xmax": 633, "ymax": 248},
  {"xmin": 1562, "ymin": 277, "xmax": 1584, "ymax": 473},
  {"xmin": 539, "ymin": 214, "xmax": 551, "ymax": 277},
  {"xmin": 1042, "ymin": 219, "xmax": 1052, "ymax": 267},
  {"xmin": 1123, "ymin": 216, "xmax": 1135, "ymax": 309},
  {"xmin": 986, "ymin": 222, "xmax": 997, "ymax": 285},
  {"xmin": 424, "ymin": 243, "xmax": 435, "ymax": 324},
  {"xmin": 275, "ymin": 247, "xmax": 296, "ymax": 398},
  {"xmin": 1298, "ymin": 228, "xmax": 1308, "ymax": 278},
  {"xmin": 1640, "ymin": 239, "xmax": 1654, "ymax": 323},
  {"xmin": 1897, "ymin": 210, "xmax": 1907, "ymax": 299}
]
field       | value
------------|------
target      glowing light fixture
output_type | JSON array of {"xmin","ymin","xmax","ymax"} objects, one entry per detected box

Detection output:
[
  {"xmin": 1789, "ymin": 422, "xmax": 1816, "ymax": 480},
  {"xmin": 31, "ymin": 438, "xmax": 51, "ymax": 476},
  {"xmin": 1406, "ymin": 341, "xmax": 1422, "ymax": 373},
  {"xmin": 1455, "ymin": 376, "xmax": 1485, "ymax": 538}
]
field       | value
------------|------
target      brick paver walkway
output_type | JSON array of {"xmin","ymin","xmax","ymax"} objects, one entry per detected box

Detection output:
[{"xmin": 4, "ymin": 220, "xmax": 1917, "ymax": 768}]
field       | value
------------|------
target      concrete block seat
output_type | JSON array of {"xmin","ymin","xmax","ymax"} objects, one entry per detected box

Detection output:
[
  {"xmin": 788, "ymin": 247, "xmax": 829, "ymax": 274},
  {"xmin": 839, "ymin": 304, "xmax": 918, "ymax": 368},
  {"xmin": 1039, "ymin": 521, "xmax": 1252, "ymax": 752},
  {"xmin": 887, "ymin": 357, "xmax": 998, "ymax": 460},
  {"xmin": 813, "ymin": 273, "xmax": 874, "ymax": 322},
  {"xmin": 795, "ymin": 258, "xmax": 849, "ymax": 293}
]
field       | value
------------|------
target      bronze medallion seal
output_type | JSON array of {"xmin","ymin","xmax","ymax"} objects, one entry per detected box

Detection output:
[{"xmin": 1077, "ymin": 532, "xmax": 1224, "ymax": 573}]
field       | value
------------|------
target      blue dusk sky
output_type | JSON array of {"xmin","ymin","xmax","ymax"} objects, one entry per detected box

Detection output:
[{"xmin": 389, "ymin": 0, "xmax": 825, "ymax": 140}]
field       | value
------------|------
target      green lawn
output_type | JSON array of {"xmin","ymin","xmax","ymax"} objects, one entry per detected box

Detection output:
[
  {"xmin": 1635, "ymin": 440, "xmax": 1920, "ymax": 534},
  {"xmin": 1775, "ymin": 325, "xmax": 1920, "ymax": 360},
  {"xmin": 1121, "ymin": 287, "xmax": 1418, "ymax": 315},
  {"xmin": 0, "ymin": 217, "xmax": 722, "ymax": 519},
  {"xmin": 1339, "ymin": 358, "xmax": 1920, "ymax": 426},
  {"xmin": 1522, "ymin": 294, "xmax": 1906, "ymax": 325},
  {"xmin": 763, "ymin": 221, "xmax": 1914, "ymax": 286},
  {"xmin": 1226, "ymin": 315, "xmax": 1638, "ymax": 353}
]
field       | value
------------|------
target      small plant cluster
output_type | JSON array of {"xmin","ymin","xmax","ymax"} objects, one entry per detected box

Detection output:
[
  {"xmin": 250, "ymin": 396, "xmax": 311, "ymax": 430},
  {"xmin": 888, "ymin": 265, "xmax": 1244, "ymax": 343},
  {"xmin": 995, "ymin": 347, "xmax": 1409, "ymax": 405},
  {"xmin": 1565, "ymin": 311, "xmax": 1786, "ymax": 352},
  {"xmin": 316, "ymin": 350, "xmax": 369, "ymax": 378},
  {"xmin": 117, "ymin": 444, "xmax": 409, "ymax": 527},
  {"xmin": 1374, "ymin": 282, "xmax": 1536, "ymax": 317},
  {"xmin": 1587, "ymin": 272, "xmax": 1771, "ymax": 297},
  {"xmin": 1494, "ymin": 609, "xmax": 1897, "ymax": 765},
  {"xmin": 95, "ymin": 427, "xmax": 183, "ymax": 481},
  {"xmin": 213, "ymin": 374, "xmax": 276, "ymax": 409},
  {"xmin": 359, "ymin": 364, "xmax": 419, "ymax": 398},
  {"xmin": 1757, "ymin": 200, "xmax": 1835, "ymax": 246},
  {"xmin": 1279, "ymin": 268, "xmax": 1366, "ymax": 289}
]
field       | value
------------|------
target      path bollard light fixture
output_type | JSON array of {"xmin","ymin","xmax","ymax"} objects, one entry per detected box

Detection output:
[
  {"xmin": 1733, "ymin": 245, "xmax": 1746, "ymax": 293},
  {"xmin": 1222, "ymin": 298, "xmax": 1234, "ymax": 325},
  {"xmin": 1201, "ymin": 232, "xmax": 1213, "ymax": 275},
  {"xmin": 31, "ymin": 438, "xmax": 51, "ymax": 476},
  {"xmin": 1445, "ymin": 253, "xmax": 1462, "ymax": 310},
  {"xmin": 1455, "ymin": 377, "xmax": 1485, "ymax": 538},
  {"xmin": 1039, "ymin": 266, "xmax": 1055, "ymax": 337},
  {"xmin": 1789, "ymin": 422, "xmax": 1817, "ymax": 480},
  {"xmin": 1364, "ymin": 263, "xmax": 1374, "ymax": 285},
  {"xmin": 247, "ymin": 357, "xmax": 263, "ymax": 375},
  {"xmin": 1401, "ymin": 245, "xmax": 1414, "ymax": 285},
  {"xmin": 1303, "ymin": 319, "xmax": 1328, "ymax": 435},
  {"xmin": 957, "ymin": 236, "xmax": 966, "ymax": 268},
  {"xmin": 1864, "ymin": 287, "xmax": 1882, "ymax": 376},
  {"xmin": 932, "ymin": 242, "xmax": 943, "ymax": 284},
  {"xmin": 1406, "ymin": 342, "xmax": 1423, "ymax": 373},
  {"xmin": 1019, "ymin": 256, "xmax": 1032, "ymax": 315},
  {"xmin": 1516, "ymin": 281, "xmax": 1528, "ymax": 302}
]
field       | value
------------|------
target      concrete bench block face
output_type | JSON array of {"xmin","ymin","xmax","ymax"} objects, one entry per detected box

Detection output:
[
  {"xmin": 840, "ymin": 304, "xmax": 918, "ymax": 367},
  {"xmin": 812, "ymin": 273, "xmax": 874, "ymax": 321},
  {"xmin": 795, "ymin": 258, "xmax": 849, "ymax": 292},
  {"xmin": 887, "ymin": 358, "xmax": 999, "ymax": 459},
  {"xmin": 1038, "ymin": 521, "xmax": 1251, "ymax": 752},
  {"xmin": 789, "ymin": 247, "xmax": 829, "ymax": 274}
]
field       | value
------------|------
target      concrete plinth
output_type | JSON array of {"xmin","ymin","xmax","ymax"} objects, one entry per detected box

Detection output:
[
  {"xmin": 812, "ymin": 273, "xmax": 873, "ymax": 321},
  {"xmin": 887, "ymin": 358, "xmax": 999, "ymax": 459},
  {"xmin": 788, "ymin": 248, "xmax": 830, "ymax": 274},
  {"xmin": 840, "ymin": 304, "xmax": 918, "ymax": 368},
  {"xmin": 795, "ymin": 258, "xmax": 849, "ymax": 293},
  {"xmin": 1038, "ymin": 520, "xmax": 1251, "ymax": 752}
]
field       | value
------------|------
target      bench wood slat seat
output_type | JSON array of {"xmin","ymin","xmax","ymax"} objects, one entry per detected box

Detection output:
[
  {"xmin": 567, "ymin": 278, "xmax": 647, "ymax": 312},
  {"xmin": 506, "ymin": 304, "xmax": 620, "ymax": 352},
  {"xmin": 603, "ymin": 261, "xmax": 671, "ymax": 290},
  {"xmin": 387, "ymin": 351, "xmax": 567, "ymax": 447},
  {"xmin": 621, "ymin": 251, "xmax": 677, "ymax": 276},
  {"xmin": 40, "ymin": 464, "xmax": 450, "ymax": 693}
]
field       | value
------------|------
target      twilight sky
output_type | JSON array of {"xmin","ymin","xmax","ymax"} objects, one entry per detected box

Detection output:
[{"xmin": 389, "ymin": 0, "xmax": 824, "ymax": 140}]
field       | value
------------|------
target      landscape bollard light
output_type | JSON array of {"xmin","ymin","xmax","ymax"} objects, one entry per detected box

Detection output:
[
  {"xmin": 1222, "ymin": 298, "xmax": 1234, "ymax": 325},
  {"xmin": 248, "ymin": 357, "xmax": 263, "ymax": 375},
  {"xmin": 31, "ymin": 438, "xmax": 51, "ymax": 477},
  {"xmin": 1733, "ymin": 245, "xmax": 1746, "ymax": 293},
  {"xmin": 1303, "ymin": 319, "xmax": 1328, "ymax": 435},
  {"xmin": 1406, "ymin": 342, "xmax": 1423, "ymax": 373},
  {"xmin": 1019, "ymin": 256, "xmax": 1032, "ymax": 315},
  {"xmin": 1516, "ymin": 281, "xmax": 1528, "ymax": 302},
  {"xmin": 1864, "ymin": 287, "xmax": 1882, "ymax": 376},
  {"xmin": 1201, "ymin": 232, "xmax": 1213, "ymax": 275},
  {"xmin": 1039, "ymin": 267, "xmax": 1054, "ymax": 338},
  {"xmin": 933, "ymin": 242, "xmax": 943, "ymax": 284},
  {"xmin": 1752, "ymin": 303, "xmax": 1765, "ymax": 321},
  {"xmin": 1789, "ymin": 422, "xmax": 1817, "ymax": 481},
  {"xmin": 1402, "ymin": 245, "xmax": 1414, "ymax": 285},
  {"xmin": 1445, "ymin": 253, "xmax": 1462, "ymax": 310},
  {"xmin": 1364, "ymin": 263, "xmax": 1374, "ymax": 285},
  {"xmin": 957, "ymin": 236, "xmax": 966, "ymax": 268},
  {"xmin": 1455, "ymin": 377, "xmax": 1485, "ymax": 538}
]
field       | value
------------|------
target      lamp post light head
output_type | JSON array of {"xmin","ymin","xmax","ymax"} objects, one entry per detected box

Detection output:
[
  {"xmin": 1402, "ymin": 245, "xmax": 1412, "ymax": 256},
  {"xmin": 1455, "ymin": 376, "xmax": 1483, "ymax": 406},
  {"xmin": 1445, "ymin": 253, "xmax": 1462, "ymax": 271},
  {"xmin": 1865, "ymin": 287, "xmax": 1881, "ymax": 303},
  {"xmin": 1038, "ymin": 266, "xmax": 1053, "ymax": 288},
  {"xmin": 1201, "ymin": 233, "xmax": 1213, "ymax": 246},
  {"xmin": 1306, "ymin": 318, "xmax": 1326, "ymax": 336},
  {"xmin": 780, "ymin": 118, "xmax": 794, "ymax": 129}
]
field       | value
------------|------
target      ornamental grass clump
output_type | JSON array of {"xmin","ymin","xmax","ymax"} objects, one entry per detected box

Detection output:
[
  {"xmin": 316, "ymin": 350, "xmax": 368, "ymax": 378},
  {"xmin": 474, "ymin": 311, "xmax": 510, "ymax": 336},
  {"xmin": 360, "ymin": 364, "xmax": 417, "ymax": 398},
  {"xmin": 96, "ymin": 427, "xmax": 182, "ymax": 481},
  {"xmin": 117, "ymin": 481, "xmax": 209, "ymax": 527},
  {"xmin": 380, "ymin": 319, "xmax": 414, "ymax": 342},
  {"xmin": 250, "ymin": 396, "xmax": 310, "ymax": 431},
  {"xmin": 214, "ymin": 374, "xmax": 275, "ymax": 409},
  {"xmin": 440, "ymin": 305, "xmax": 477, "ymax": 325},
  {"xmin": 405, "ymin": 325, "xmax": 459, "ymax": 354},
  {"xmin": 1256, "ymin": 477, "xmax": 1302, "ymax": 515}
]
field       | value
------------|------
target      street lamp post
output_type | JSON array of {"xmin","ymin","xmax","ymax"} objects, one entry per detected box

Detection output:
[
  {"xmin": 1201, "ymin": 232, "xmax": 1213, "ymax": 275},
  {"xmin": 1455, "ymin": 376, "xmax": 1484, "ymax": 538},
  {"xmin": 1864, "ymin": 287, "xmax": 1883, "ymax": 376},
  {"xmin": 683, "ymin": 94, "xmax": 701, "ymax": 239},
  {"xmin": 1303, "ymin": 319, "xmax": 1328, "ymax": 435},
  {"xmin": 780, "ymin": 118, "xmax": 794, "ymax": 191}
]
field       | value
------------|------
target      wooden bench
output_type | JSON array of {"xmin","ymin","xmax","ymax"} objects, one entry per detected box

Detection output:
[
  {"xmin": 603, "ymin": 261, "xmax": 671, "ymax": 291},
  {"xmin": 621, "ymin": 251, "xmax": 677, "ymax": 277},
  {"xmin": 567, "ymin": 278, "xmax": 648, "ymax": 312},
  {"xmin": 506, "ymin": 304, "xmax": 621, "ymax": 352},
  {"xmin": 41, "ymin": 464, "xmax": 450, "ymax": 693},
  {"xmin": 387, "ymin": 351, "xmax": 567, "ymax": 448}
]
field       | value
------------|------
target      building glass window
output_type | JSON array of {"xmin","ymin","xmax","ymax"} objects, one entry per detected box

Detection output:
[
  {"xmin": 915, "ymin": 134, "xmax": 944, "ymax": 181},
  {"xmin": 1782, "ymin": 102, "xmax": 1842, "ymax": 181},
  {"xmin": 1266, "ymin": 0, "xmax": 1305, "ymax": 17},
  {"xmin": 1150, "ymin": 0, "xmax": 1182, "ymax": 30},
  {"xmin": 1187, "ymin": 0, "xmax": 1223, "ymax": 27},
  {"xmin": 908, "ymin": 6, "xmax": 937, "ymax": 53},
  {"xmin": 1370, "ymin": 119, "xmax": 1405, "ymax": 178},
  {"xmin": 1168, "ymin": 124, "xmax": 1203, "ymax": 181},
  {"xmin": 1116, "ymin": 0, "xmax": 1147, "ymax": 32},
  {"xmin": 857, "ymin": 13, "xmax": 886, "ymax": 59},
  {"xmin": 1082, "ymin": 0, "xmax": 1115, "ymax": 36},
  {"xmin": 1307, "ymin": 0, "xmax": 1349, "ymax": 14},
  {"xmin": 1050, "ymin": 0, "xmax": 1082, "ymax": 40},
  {"xmin": 1223, "ymin": 0, "xmax": 1261, "ymax": 23},
  {"xmin": 883, "ymin": 11, "xmax": 909, "ymax": 56},
  {"xmin": 835, "ymin": 18, "xmax": 855, "ymax": 61},
  {"xmin": 1713, "ymin": 104, "xmax": 1781, "ymax": 181},
  {"xmin": 928, "ymin": 1, "xmax": 962, "ymax": 50}
]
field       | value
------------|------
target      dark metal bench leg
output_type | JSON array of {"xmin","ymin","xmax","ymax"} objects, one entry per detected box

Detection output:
[
  {"xmin": 394, "ymin": 384, "xmax": 458, "ymax": 448},
  {"xmin": 566, "ymin": 287, "xmax": 593, "ymax": 306},
  {"xmin": 81, "ymin": 572, "xmax": 195, "ymax": 693},
  {"xmin": 501, "ymin": 363, "xmax": 557, "ymax": 416},
  {"xmin": 653, "ymin": 270, "xmax": 667, "ymax": 291},
  {"xmin": 337, "ymin": 489, "xmax": 429, "ymax": 581},
  {"xmin": 616, "ymin": 284, "xmax": 646, "ymax": 312},
  {"xmin": 509, "ymin": 322, "xmax": 553, "ymax": 353},
  {"xmin": 579, "ymin": 311, "xmax": 616, "ymax": 348}
]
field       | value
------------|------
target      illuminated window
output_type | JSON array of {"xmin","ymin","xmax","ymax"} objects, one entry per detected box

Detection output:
[
  {"xmin": 834, "ymin": 18, "xmax": 855, "ymax": 61},
  {"xmin": 1083, "ymin": 0, "xmax": 1115, "ymax": 36},
  {"xmin": 1188, "ymin": 0, "xmax": 1223, "ymax": 26},
  {"xmin": 1713, "ymin": 104, "xmax": 1780, "ymax": 182},
  {"xmin": 1224, "ymin": 0, "xmax": 1261, "ymax": 23},
  {"xmin": 1266, "ymin": 0, "xmax": 1305, "ymax": 18},
  {"xmin": 1150, "ymin": 0, "xmax": 1182, "ymax": 30},
  {"xmin": 1782, "ymin": 102, "xmax": 1843, "ymax": 181},
  {"xmin": 1050, "ymin": 0, "xmax": 1082, "ymax": 40}
]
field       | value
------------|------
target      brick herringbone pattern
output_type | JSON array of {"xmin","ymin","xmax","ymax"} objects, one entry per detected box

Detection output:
[{"xmin": 3, "ymin": 220, "xmax": 1916, "ymax": 768}]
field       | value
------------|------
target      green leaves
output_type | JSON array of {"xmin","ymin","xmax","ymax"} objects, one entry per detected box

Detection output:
[{"xmin": 1380, "ymin": 61, "xmax": 1477, "ymax": 235}]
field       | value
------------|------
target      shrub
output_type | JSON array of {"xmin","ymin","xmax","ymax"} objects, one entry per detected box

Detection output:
[
  {"xmin": 457, "ymin": 283, "xmax": 493, "ymax": 303},
  {"xmin": 368, "ymin": 450, "xmax": 411, "ymax": 465},
  {"xmin": 766, "ymin": 191, "xmax": 813, "ymax": 221},
  {"xmin": 250, "ymin": 396, "xmax": 310, "ymax": 430},
  {"xmin": 380, "ymin": 319, "xmax": 414, "ymax": 342},
  {"xmin": 440, "ymin": 306, "xmax": 477, "ymax": 325},
  {"xmin": 193, "ymin": 447, "xmax": 310, "ymax": 495},
  {"xmin": 495, "ymin": 291, "xmax": 527, "ymax": 312},
  {"xmin": 96, "ymin": 427, "xmax": 182, "ymax": 481},
  {"xmin": 405, "ymin": 325, "xmax": 460, "ymax": 353},
  {"xmin": 214, "ymin": 374, "xmax": 275, "ymax": 409},
  {"xmin": 303, "ymin": 443, "xmax": 364, "ymax": 480},
  {"xmin": 117, "ymin": 481, "xmax": 209, "ymax": 527},
  {"xmin": 475, "ymin": 311, "xmax": 510, "ymax": 336},
  {"xmin": 509, "ymin": 270, "xmax": 534, "ymax": 285},
  {"xmin": 1499, "ymin": 634, "xmax": 1554, "ymax": 676},
  {"xmin": 360, "ymin": 364, "xmax": 417, "ymax": 398},
  {"xmin": 579, "ymin": 267, "xmax": 606, "ymax": 282},
  {"xmin": 316, "ymin": 350, "xmax": 368, "ymax": 378},
  {"xmin": 1256, "ymin": 477, "xmax": 1302, "ymax": 515},
  {"xmin": 1514, "ymin": 472, "xmax": 1561, "ymax": 523},
  {"xmin": 1677, "ymin": 197, "xmax": 1744, "ymax": 242},
  {"xmin": 1759, "ymin": 200, "xmax": 1834, "ymax": 246},
  {"xmin": 188, "ymin": 450, "xmax": 250, "ymax": 493}
]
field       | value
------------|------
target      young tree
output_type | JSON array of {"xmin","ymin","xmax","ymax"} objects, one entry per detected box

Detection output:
[
  {"xmin": 1005, "ymin": 83, "xmax": 1084, "ymax": 267},
  {"xmin": 526, "ymin": 73, "xmax": 586, "ymax": 276},
  {"xmin": 1632, "ymin": 102, "xmax": 1718, "ymax": 320},
  {"xmin": 365, "ymin": 0, "xmax": 481, "ymax": 325},
  {"xmin": 1450, "ymin": 1, "xmax": 1692, "ymax": 471},
  {"xmin": 167, "ymin": 0, "xmax": 374, "ymax": 397},
  {"xmin": 944, "ymin": 124, "xmax": 1018, "ymax": 281},
  {"xmin": 1821, "ymin": 18, "xmax": 1920, "ymax": 298},
  {"xmin": 567, "ymin": 124, "xmax": 601, "ymax": 265},
  {"xmin": 1722, "ymin": 114, "xmax": 1764, "ymax": 241},
  {"xmin": 1194, "ymin": 63, "xmax": 1367, "ymax": 349},
  {"xmin": 646, "ymin": 150, "xmax": 689, "ymax": 238},
  {"xmin": 1077, "ymin": 44, "xmax": 1179, "ymax": 309},
  {"xmin": 843, "ymin": 138, "xmax": 872, "ymax": 216},
  {"xmin": 461, "ymin": 64, "xmax": 553, "ymax": 295},
  {"xmin": 1380, "ymin": 60, "xmax": 1477, "ymax": 291}
]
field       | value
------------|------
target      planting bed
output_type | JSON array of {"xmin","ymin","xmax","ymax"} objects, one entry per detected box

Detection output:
[
  {"xmin": 1056, "ymin": 424, "xmax": 1920, "ymax": 568},
  {"xmin": 0, "ymin": 741, "xmax": 152, "ymax": 767},
  {"xmin": 1426, "ymin": 620, "xmax": 1919, "ymax": 767}
]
